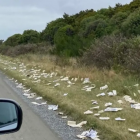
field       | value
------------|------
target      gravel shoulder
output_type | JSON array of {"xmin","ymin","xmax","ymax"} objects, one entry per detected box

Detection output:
[{"xmin": 0, "ymin": 71, "xmax": 83, "ymax": 140}]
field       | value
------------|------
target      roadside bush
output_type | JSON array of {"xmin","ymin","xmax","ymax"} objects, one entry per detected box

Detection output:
[
  {"xmin": 81, "ymin": 34, "xmax": 140, "ymax": 74},
  {"xmin": 0, "ymin": 43, "xmax": 51, "ymax": 57},
  {"xmin": 81, "ymin": 34, "xmax": 128, "ymax": 69},
  {"xmin": 124, "ymin": 36, "xmax": 140, "ymax": 73}
]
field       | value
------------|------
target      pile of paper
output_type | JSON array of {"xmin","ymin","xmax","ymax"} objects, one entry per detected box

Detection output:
[{"xmin": 77, "ymin": 129, "xmax": 100, "ymax": 140}]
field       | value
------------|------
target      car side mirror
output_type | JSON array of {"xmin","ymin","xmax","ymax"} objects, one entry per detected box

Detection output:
[{"xmin": 0, "ymin": 99, "xmax": 22, "ymax": 134}]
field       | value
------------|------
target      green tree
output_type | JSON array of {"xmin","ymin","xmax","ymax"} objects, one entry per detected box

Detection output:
[
  {"xmin": 4, "ymin": 34, "xmax": 22, "ymax": 46},
  {"xmin": 83, "ymin": 19, "xmax": 111, "ymax": 38},
  {"xmin": 20, "ymin": 30, "xmax": 40, "ymax": 44},
  {"xmin": 41, "ymin": 18, "xmax": 67, "ymax": 44},
  {"xmin": 121, "ymin": 9, "xmax": 140, "ymax": 36},
  {"xmin": 54, "ymin": 25, "xmax": 83, "ymax": 56}
]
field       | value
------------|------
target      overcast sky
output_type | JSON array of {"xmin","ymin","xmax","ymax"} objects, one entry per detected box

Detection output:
[{"xmin": 0, "ymin": 0, "xmax": 132, "ymax": 40}]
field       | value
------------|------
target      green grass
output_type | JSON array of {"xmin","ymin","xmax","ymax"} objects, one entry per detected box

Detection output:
[{"xmin": 0, "ymin": 54, "xmax": 140, "ymax": 140}]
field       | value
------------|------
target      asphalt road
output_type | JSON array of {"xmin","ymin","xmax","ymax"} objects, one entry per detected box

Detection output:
[{"xmin": 0, "ymin": 71, "xmax": 62, "ymax": 140}]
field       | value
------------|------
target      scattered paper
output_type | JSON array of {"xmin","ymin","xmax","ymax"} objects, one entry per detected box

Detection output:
[
  {"xmin": 46, "ymin": 83, "xmax": 51, "ymax": 86},
  {"xmin": 115, "ymin": 117, "xmax": 125, "ymax": 121},
  {"xmin": 62, "ymin": 116, "xmax": 67, "ymax": 119},
  {"xmin": 67, "ymin": 121, "xmax": 87, "ymax": 128},
  {"xmin": 36, "ymin": 97, "xmax": 42, "ymax": 100},
  {"xmin": 54, "ymin": 83, "xmax": 60, "ymax": 87},
  {"xmin": 108, "ymin": 90, "xmax": 117, "ymax": 96},
  {"xmin": 67, "ymin": 121, "xmax": 76, "ymax": 127},
  {"xmin": 117, "ymin": 100, "xmax": 123, "ymax": 104},
  {"xmin": 131, "ymin": 103, "xmax": 140, "ymax": 109},
  {"xmin": 77, "ymin": 129, "xmax": 99, "ymax": 140},
  {"xmin": 137, "ymin": 133, "xmax": 140, "ymax": 138},
  {"xmin": 61, "ymin": 77, "xmax": 69, "ymax": 81},
  {"xmin": 63, "ymin": 93, "xmax": 68, "ymax": 96},
  {"xmin": 41, "ymin": 101, "xmax": 47, "ymax": 105},
  {"xmin": 99, "ymin": 117, "xmax": 110, "ymax": 120},
  {"xmin": 92, "ymin": 101, "xmax": 98, "ymax": 105},
  {"xmin": 83, "ymin": 78, "xmax": 90, "ymax": 84},
  {"xmin": 31, "ymin": 102, "xmax": 41, "ymax": 105},
  {"xmin": 134, "ymin": 93, "xmax": 136, "ymax": 97},
  {"xmin": 98, "ymin": 110, "xmax": 104, "ymax": 114},
  {"xmin": 104, "ymin": 107, "xmax": 123, "ymax": 112},
  {"xmin": 105, "ymin": 102, "xmax": 112, "ymax": 107},
  {"xmin": 48, "ymin": 105, "xmax": 58, "ymax": 111},
  {"xmin": 94, "ymin": 114, "xmax": 100, "ymax": 116},
  {"xmin": 128, "ymin": 128, "xmax": 138, "ymax": 133},
  {"xmin": 90, "ymin": 106, "xmax": 99, "ymax": 110},
  {"xmin": 84, "ymin": 110, "xmax": 93, "ymax": 115},
  {"xmin": 58, "ymin": 112, "xmax": 64, "ymax": 115},
  {"xmin": 134, "ymin": 84, "xmax": 139, "ymax": 87},
  {"xmin": 96, "ymin": 93, "xmax": 105, "ymax": 97},
  {"xmin": 100, "ymin": 85, "xmax": 108, "ymax": 90},
  {"xmin": 77, "ymin": 135, "xmax": 86, "ymax": 139}
]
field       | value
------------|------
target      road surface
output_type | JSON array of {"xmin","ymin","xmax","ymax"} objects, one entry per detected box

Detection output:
[{"xmin": 0, "ymin": 71, "xmax": 62, "ymax": 140}]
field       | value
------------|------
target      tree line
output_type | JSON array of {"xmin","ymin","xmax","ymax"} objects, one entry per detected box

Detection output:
[{"xmin": 1, "ymin": 0, "xmax": 140, "ymax": 73}]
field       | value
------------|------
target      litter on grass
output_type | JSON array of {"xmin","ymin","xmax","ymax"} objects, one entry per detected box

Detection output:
[
  {"xmin": 54, "ymin": 83, "xmax": 60, "ymax": 87},
  {"xmin": 96, "ymin": 93, "xmax": 105, "ymax": 97},
  {"xmin": 100, "ymin": 85, "xmax": 108, "ymax": 90},
  {"xmin": 90, "ymin": 106, "xmax": 99, "ymax": 110},
  {"xmin": 134, "ymin": 84, "xmax": 139, "ymax": 87},
  {"xmin": 83, "ymin": 78, "xmax": 91, "ymax": 84},
  {"xmin": 107, "ymin": 90, "xmax": 117, "ymax": 96},
  {"xmin": 104, "ymin": 107, "xmax": 123, "ymax": 112},
  {"xmin": 128, "ymin": 128, "xmax": 138, "ymax": 133},
  {"xmin": 84, "ymin": 110, "xmax": 93, "ymax": 115},
  {"xmin": 137, "ymin": 133, "xmax": 140, "ymax": 138},
  {"xmin": 115, "ymin": 117, "xmax": 125, "ymax": 121},
  {"xmin": 94, "ymin": 114, "xmax": 100, "ymax": 116},
  {"xmin": 131, "ymin": 103, "xmax": 140, "ymax": 109},
  {"xmin": 105, "ymin": 102, "xmax": 112, "ymax": 107},
  {"xmin": 63, "ymin": 93, "xmax": 68, "ymax": 96},
  {"xmin": 117, "ymin": 100, "xmax": 123, "ymax": 104},
  {"xmin": 99, "ymin": 117, "xmax": 110, "ymax": 120},
  {"xmin": 92, "ymin": 101, "xmax": 98, "ymax": 105},
  {"xmin": 98, "ymin": 110, "xmax": 104, "ymax": 114},
  {"xmin": 77, "ymin": 129, "xmax": 99, "ymax": 140}
]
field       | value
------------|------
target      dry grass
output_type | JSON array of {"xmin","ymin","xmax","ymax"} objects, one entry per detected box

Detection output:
[{"xmin": 0, "ymin": 54, "xmax": 140, "ymax": 140}]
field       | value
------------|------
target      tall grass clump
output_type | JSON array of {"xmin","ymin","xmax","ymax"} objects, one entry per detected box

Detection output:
[{"xmin": 81, "ymin": 34, "xmax": 140, "ymax": 74}]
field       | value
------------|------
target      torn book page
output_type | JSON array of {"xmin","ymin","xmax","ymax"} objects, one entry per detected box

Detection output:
[
  {"xmin": 105, "ymin": 102, "xmax": 112, "ymax": 107},
  {"xmin": 48, "ymin": 105, "xmax": 58, "ymax": 111},
  {"xmin": 100, "ymin": 85, "xmax": 108, "ymax": 90},
  {"xmin": 84, "ymin": 110, "xmax": 93, "ymax": 115},
  {"xmin": 115, "ymin": 117, "xmax": 125, "ymax": 121},
  {"xmin": 99, "ymin": 117, "xmax": 110, "ymax": 120},
  {"xmin": 128, "ymin": 128, "xmax": 138, "ymax": 133},
  {"xmin": 104, "ymin": 107, "xmax": 123, "ymax": 112}
]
